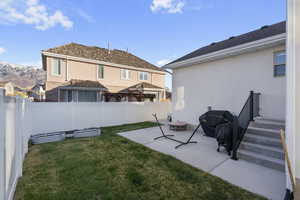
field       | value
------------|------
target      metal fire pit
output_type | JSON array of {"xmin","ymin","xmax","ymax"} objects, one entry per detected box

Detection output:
[{"xmin": 169, "ymin": 121, "xmax": 188, "ymax": 131}]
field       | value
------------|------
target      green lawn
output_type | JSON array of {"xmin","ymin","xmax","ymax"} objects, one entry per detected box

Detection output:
[{"xmin": 15, "ymin": 122, "xmax": 265, "ymax": 200}]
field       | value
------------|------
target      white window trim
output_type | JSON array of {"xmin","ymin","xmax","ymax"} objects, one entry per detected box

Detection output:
[
  {"xmin": 273, "ymin": 50, "xmax": 286, "ymax": 77},
  {"xmin": 121, "ymin": 69, "xmax": 131, "ymax": 80},
  {"xmin": 97, "ymin": 65, "xmax": 104, "ymax": 79},
  {"xmin": 51, "ymin": 58, "xmax": 62, "ymax": 76},
  {"xmin": 139, "ymin": 72, "xmax": 149, "ymax": 81}
]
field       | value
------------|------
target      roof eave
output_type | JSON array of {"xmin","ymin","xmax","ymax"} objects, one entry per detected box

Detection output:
[
  {"xmin": 163, "ymin": 33, "xmax": 286, "ymax": 70},
  {"xmin": 59, "ymin": 86, "xmax": 107, "ymax": 91}
]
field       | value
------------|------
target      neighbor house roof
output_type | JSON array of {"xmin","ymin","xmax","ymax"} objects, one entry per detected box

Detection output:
[
  {"xmin": 119, "ymin": 82, "xmax": 163, "ymax": 93},
  {"xmin": 60, "ymin": 79, "xmax": 107, "ymax": 90},
  {"xmin": 168, "ymin": 21, "xmax": 286, "ymax": 65},
  {"xmin": 43, "ymin": 43, "xmax": 164, "ymax": 72},
  {"xmin": 31, "ymin": 84, "xmax": 45, "ymax": 92},
  {"xmin": 128, "ymin": 82, "xmax": 163, "ymax": 90}
]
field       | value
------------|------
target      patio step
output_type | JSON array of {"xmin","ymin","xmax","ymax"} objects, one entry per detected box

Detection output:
[
  {"xmin": 243, "ymin": 134, "xmax": 282, "ymax": 148},
  {"xmin": 238, "ymin": 119, "xmax": 285, "ymax": 171},
  {"xmin": 254, "ymin": 118, "xmax": 285, "ymax": 125},
  {"xmin": 238, "ymin": 150, "xmax": 285, "ymax": 172},
  {"xmin": 246, "ymin": 127, "xmax": 281, "ymax": 139},
  {"xmin": 239, "ymin": 142, "xmax": 284, "ymax": 160},
  {"xmin": 250, "ymin": 121, "xmax": 285, "ymax": 130}
]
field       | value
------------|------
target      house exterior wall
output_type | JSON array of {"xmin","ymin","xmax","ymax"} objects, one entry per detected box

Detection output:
[
  {"xmin": 68, "ymin": 59, "xmax": 97, "ymax": 81},
  {"xmin": 0, "ymin": 82, "xmax": 14, "ymax": 96},
  {"xmin": 44, "ymin": 56, "xmax": 165, "ymax": 95},
  {"xmin": 4, "ymin": 83, "xmax": 14, "ymax": 96},
  {"xmin": 172, "ymin": 44, "xmax": 286, "ymax": 125},
  {"xmin": 46, "ymin": 57, "xmax": 67, "ymax": 83},
  {"xmin": 152, "ymin": 73, "xmax": 165, "ymax": 88}
]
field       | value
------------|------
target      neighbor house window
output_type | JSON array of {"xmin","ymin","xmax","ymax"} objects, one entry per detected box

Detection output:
[
  {"xmin": 121, "ymin": 69, "xmax": 131, "ymax": 80},
  {"xmin": 274, "ymin": 51, "xmax": 286, "ymax": 77},
  {"xmin": 98, "ymin": 65, "xmax": 104, "ymax": 79},
  {"xmin": 78, "ymin": 91, "xmax": 97, "ymax": 102},
  {"xmin": 52, "ymin": 58, "xmax": 61, "ymax": 76},
  {"xmin": 139, "ymin": 72, "xmax": 149, "ymax": 81}
]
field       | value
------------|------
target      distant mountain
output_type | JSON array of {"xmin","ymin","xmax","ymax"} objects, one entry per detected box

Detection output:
[{"xmin": 0, "ymin": 61, "xmax": 46, "ymax": 89}]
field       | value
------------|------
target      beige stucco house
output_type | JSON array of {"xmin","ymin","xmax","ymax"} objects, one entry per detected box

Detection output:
[
  {"xmin": 0, "ymin": 81, "xmax": 14, "ymax": 96},
  {"xmin": 42, "ymin": 43, "xmax": 166, "ymax": 102}
]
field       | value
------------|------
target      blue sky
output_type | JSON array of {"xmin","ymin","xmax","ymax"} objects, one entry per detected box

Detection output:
[{"xmin": 0, "ymin": 0, "xmax": 286, "ymax": 89}]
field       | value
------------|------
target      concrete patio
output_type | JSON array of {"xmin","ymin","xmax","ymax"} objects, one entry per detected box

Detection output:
[{"xmin": 118, "ymin": 124, "xmax": 286, "ymax": 200}]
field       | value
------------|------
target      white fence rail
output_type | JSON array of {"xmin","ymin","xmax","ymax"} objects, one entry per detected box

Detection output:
[{"xmin": 0, "ymin": 90, "xmax": 171, "ymax": 200}]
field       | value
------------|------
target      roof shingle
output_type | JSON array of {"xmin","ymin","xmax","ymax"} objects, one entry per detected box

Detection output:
[
  {"xmin": 44, "ymin": 43, "xmax": 164, "ymax": 72},
  {"xmin": 119, "ymin": 82, "xmax": 163, "ymax": 93},
  {"xmin": 61, "ymin": 79, "xmax": 107, "ymax": 89},
  {"xmin": 169, "ymin": 21, "xmax": 286, "ymax": 65}
]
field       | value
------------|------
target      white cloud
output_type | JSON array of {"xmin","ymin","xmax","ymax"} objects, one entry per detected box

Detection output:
[
  {"xmin": 0, "ymin": 47, "xmax": 6, "ymax": 55},
  {"xmin": 157, "ymin": 58, "xmax": 172, "ymax": 66},
  {"xmin": 151, "ymin": 0, "xmax": 185, "ymax": 14},
  {"xmin": 75, "ymin": 8, "xmax": 95, "ymax": 23},
  {"xmin": 0, "ymin": 0, "xmax": 73, "ymax": 30}
]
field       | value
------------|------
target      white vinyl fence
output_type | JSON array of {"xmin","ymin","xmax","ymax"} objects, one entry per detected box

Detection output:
[
  {"xmin": 0, "ymin": 89, "xmax": 171, "ymax": 200},
  {"xmin": 29, "ymin": 101, "xmax": 171, "ymax": 135},
  {"xmin": 0, "ymin": 92, "xmax": 32, "ymax": 200}
]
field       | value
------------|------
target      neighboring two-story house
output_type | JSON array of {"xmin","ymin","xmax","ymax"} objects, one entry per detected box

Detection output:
[{"xmin": 42, "ymin": 43, "xmax": 166, "ymax": 102}]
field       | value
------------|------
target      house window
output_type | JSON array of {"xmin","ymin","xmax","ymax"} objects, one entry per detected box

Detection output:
[
  {"xmin": 274, "ymin": 51, "xmax": 286, "ymax": 77},
  {"xmin": 52, "ymin": 58, "xmax": 61, "ymax": 76},
  {"xmin": 121, "ymin": 69, "xmax": 131, "ymax": 80},
  {"xmin": 59, "ymin": 90, "xmax": 73, "ymax": 102},
  {"xmin": 98, "ymin": 65, "xmax": 104, "ymax": 79},
  {"xmin": 78, "ymin": 90, "xmax": 97, "ymax": 102},
  {"xmin": 139, "ymin": 72, "xmax": 149, "ymax": 81}
]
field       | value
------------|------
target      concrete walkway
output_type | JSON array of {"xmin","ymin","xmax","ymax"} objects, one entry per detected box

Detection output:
[{"xmin": 118, "ymin": 125, "xmax": 286, "ymax": 200}]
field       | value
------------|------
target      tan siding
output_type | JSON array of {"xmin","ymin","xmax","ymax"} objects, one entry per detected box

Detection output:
[
  {"xmin": 46, "ymin": 57, "xmax": 67, "ymax": 83},
  {"xmin": 68, "ymin": 60, "xmax": 97, "ymax": 81},
  {"xmin": 151, "ymin": 73, "xmax": 165, "ymax": 88},
  {"xmin": 45, "ymin": 81, "xmax": 63, "ymax": 91},
  {"xmin": 45, "ymin": 56, "xmax": 166, "ymax": 92},
  {"xmin": 99, "ymin": 66, "xmax": 139, "ymax": 87}
]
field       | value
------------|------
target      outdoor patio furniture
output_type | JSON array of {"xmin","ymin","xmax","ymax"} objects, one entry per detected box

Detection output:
[
  {"xmin": 199, "ymin": 110, "xmax": 234, "ymax": 138},
  {"xmin": 169, "ymin": 121, "xmax": 188, "ymax": 131},
  {"xmin": 152, "ymin": 114, "xmax": 201, "ymax": 149}
]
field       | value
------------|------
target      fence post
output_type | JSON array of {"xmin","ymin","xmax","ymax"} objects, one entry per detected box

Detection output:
[
  {"xmin": 15, "ymin": 97, "xmax": 23, "ymax": 177},
  {"xmin": 22, "ymin": 99, "xmax": 29, "ymax": 158},
  {"xmin": 0, "ymin": 89, "xmax": 6, "ymax": 200}
]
